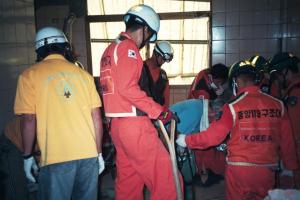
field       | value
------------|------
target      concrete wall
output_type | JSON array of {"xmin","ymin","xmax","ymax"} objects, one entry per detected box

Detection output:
[{"xmin": 0, "ymin": 0, "xmax": 35, "ymax": 132}]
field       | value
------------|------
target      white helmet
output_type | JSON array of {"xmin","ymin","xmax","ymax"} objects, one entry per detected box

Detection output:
[
  {"xmin": 124, "ymin": 4, "xmax": 160, "ymax": 42},
  {"xmin": 35, "ymin": 27, "xmax": 68, "ymax": 50},
  {"xmin": 154, "ymin": 41, "xmax": 174, "ymax": 62}
]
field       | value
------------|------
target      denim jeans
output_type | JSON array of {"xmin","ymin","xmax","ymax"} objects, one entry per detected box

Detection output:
[{"xmin": 38, "ymin": 157, "xmax": 98, "ymax": 200}]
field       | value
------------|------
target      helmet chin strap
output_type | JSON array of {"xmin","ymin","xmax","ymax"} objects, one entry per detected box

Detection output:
[
  {"xmin": 232, "ymin": 78, "xmax": 238, "ymax": 96},
  {"xmin": 139, "ymin": 26, "xmax": 153, "ymax": 49},
  {"xmin": 282, "ymin": 69, "xmax": 289, "ymax": 89},
  {"xmin": 154, "ymin": 51, "xmax": 162, "ymax": 67}
]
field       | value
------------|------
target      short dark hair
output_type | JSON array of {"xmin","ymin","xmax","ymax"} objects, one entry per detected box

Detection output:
[
  {"xmin": 237, "ymin": 73, "xmax": 256, "ymax": 83},
  {"xmin": 36, "ymin": 42, "xmax": 76, "ymax": 63},
  {"xmin": 210, "ymin": 63, "xmax": 229, "ymax": 80},
  {"xmin": 125, "ymin": 17, "xmax": 145, "ymax": 32}
]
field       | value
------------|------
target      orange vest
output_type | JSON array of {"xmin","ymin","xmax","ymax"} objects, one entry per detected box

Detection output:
[
  {"xmin": 227, "ymin": 87, "xmax": 284, "ymax": 166},
  {"xmin": 99, "ymin": 32, "xmax": 162, "ymax": 119}
]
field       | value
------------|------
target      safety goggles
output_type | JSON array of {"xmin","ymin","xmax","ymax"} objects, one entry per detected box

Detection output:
[{"xmin": 155, "ymin": 45, "xmax": 174, "ymax": 62}]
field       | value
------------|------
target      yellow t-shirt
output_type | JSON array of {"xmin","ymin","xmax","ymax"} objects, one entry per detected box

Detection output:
[{"xmin": 14, "ymin": 54, "xmax": 101, "ymax": 166}]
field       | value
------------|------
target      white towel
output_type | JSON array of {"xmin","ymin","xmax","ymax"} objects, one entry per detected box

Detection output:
[{"xmin": 199, "ymin": 99, "xmax": 209, "ymax": 132}]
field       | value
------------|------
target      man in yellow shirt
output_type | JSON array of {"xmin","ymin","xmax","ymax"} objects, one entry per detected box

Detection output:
[{"xmin": 14, "ymin": 27, "xmax": 104, "ymax": 200}]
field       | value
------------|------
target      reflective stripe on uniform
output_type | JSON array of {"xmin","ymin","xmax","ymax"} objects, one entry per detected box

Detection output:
[
  {"xmin": 105, "ymin": 106, "xmax": 137, "ymax": 117},
  {"xmin": 227, "ymin": 160, "xmax": 277, "ymax": 168}
]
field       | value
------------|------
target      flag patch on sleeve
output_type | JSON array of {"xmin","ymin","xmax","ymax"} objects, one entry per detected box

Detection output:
[{"xmin": 128, "ymin": 49, "xmax": 137, "ymax": 59}]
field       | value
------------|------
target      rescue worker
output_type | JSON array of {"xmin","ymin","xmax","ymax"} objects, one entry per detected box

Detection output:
[
  {"xmin": 249, "ymin": 55, "xmax": 280, "ymax": 97},
  {"xmin": 268, "ymin": 52, "xmax": 300, "ymax": 188},
  {"xmin": 139, "ymin": 41, "xmax": 173, "ymax": 106},
  {"xmin": 14, "ymin": 27, "xmax": 105, "ymax": 200},
  {"xmin": 188, "ymin": 63, "xmax": 229, "ymax": 100},
  {"xmin": 99, "ymin": 5, "xmax": 182, "ymax": 200},
  {"xmin": 188, "ymin": 63, "xmax": 229, "ymax": 183},
  {"xmin": 249, "ymin": 55, "xmax": 269, "ymax": 92},
  {"xmin": 176, "ymin": 60, "xmax": 299, "ymax": 199}
]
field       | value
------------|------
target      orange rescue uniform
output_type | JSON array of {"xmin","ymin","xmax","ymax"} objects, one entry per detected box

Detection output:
[
  {"xmin": 100, "ymin": 32, "xmax": 182, "ymax": 200},
  {"xmin": 188, "ymin": 69, "xmax": 226, "ymax": 176},
  {"xmin": 284, "ymin": 75, "xmax": 300, "ymax": 187},
  {"xmin": 185, "ymin": 85, "xmax": 298, "ymax": 200}
]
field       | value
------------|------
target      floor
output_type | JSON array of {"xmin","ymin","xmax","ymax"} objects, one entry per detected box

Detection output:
[{"xmin": 99, "ymin": 168, "xmax": 225, "ymax": 200}]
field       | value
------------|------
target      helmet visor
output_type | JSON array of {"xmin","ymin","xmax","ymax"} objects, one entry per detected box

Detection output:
[
  {"xmin": 155, "ymin": 44, "xmax": 173, "ymax": 62},
  {"xmin": 162, "ymin": 53, "xmax": 173, "ymax": 62}
]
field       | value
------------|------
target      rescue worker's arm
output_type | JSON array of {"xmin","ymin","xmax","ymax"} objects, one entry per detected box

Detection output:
[
  {"xmin": 279, "ymin": 109, "xmax": 299, "ymax": 170},
  {"xmin": 14, "ymin": 72, "xmax": 37, "ymax": 156},
  {"xmin": 20, "ymin": 114, "xmax": 36, "ymax": 156},
  {"xmin": 116, "ymin": 43, "xmax": 163, "ymax": 119},
  {"xmin": 163, "ymin": 81, "xmax": 170, "ymax": 107},
  {"xmin": 185, "ymin": 104, "xmax": 233, "ymax": 149},
  {"xmin": 91, "ymin": 107, "xmax": 103, "ymax": 154},
  {"xmin": 88, "ymin": 74, "xmax": 103, "ymax": 154}
]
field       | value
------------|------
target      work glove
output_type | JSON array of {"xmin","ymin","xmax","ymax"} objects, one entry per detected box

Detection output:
[
  {"xmin": 158, "ymin": 107, "xmax": 178, "ymax": 125},
  {"xmin": 23, "ymin": 155, "xmax": 39, "ymax": 183},
  {"xmin": 98, "ymin": 153, "xmax": 105, "ymax": 175},
  {"xmin": 176, "ymin": 134, "xmax": 187, "ymax": 148}
]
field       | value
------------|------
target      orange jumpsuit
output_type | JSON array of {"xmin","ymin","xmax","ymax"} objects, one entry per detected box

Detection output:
[
  {"xmin": 185, "ymin": 85, "xmax": 299, "ymax": 200},
  {"xmin": 100, "ymin": 32, "xmax": 182, "ymax": 200},
  {"xmin": 188, "ymin": 69, "xmax": 226, "ymax": 176},
  {"xmin": 284, "ymin": 75, "xmax": 300, "ymax": 187}
]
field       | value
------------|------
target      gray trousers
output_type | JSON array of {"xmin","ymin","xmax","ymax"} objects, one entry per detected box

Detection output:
[{"xmin": 38, "ymin": 157, "xmax": 99, "ymax": 200}]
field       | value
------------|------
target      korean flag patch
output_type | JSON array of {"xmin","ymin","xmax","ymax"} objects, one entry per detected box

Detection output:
[{"xmin": 128, "ymin": 49, "xmax": 137, "ymax": 59}]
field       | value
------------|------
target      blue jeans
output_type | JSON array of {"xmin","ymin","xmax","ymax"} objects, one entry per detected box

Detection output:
[{"xmin": 38, "ymin": 157, "xmax": 98, "ymax": 200}]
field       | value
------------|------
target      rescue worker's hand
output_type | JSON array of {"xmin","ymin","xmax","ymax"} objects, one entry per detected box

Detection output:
[
  {"xmin": 176, "ymin": 134, "xmax": 187, "ymax": 148},
  {"xmin": 23, "ymin": 155, "xmax": 39, "ymax": 183},
  {"xmin": 158, "ymin": 107, "xmax": 178, "ymax": 125},
  {"xmin": 98, "ymin": 153, "xmax": 105, "ymax": 174}
]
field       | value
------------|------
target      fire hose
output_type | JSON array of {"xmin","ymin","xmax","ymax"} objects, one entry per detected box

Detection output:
[{"xmin": 157, "ymin": 119, "xmax": 183, "ymax": 200}]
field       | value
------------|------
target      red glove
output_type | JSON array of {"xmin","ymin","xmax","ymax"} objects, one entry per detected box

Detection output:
[{"xmin": 158, "ymin": 107, "xmax": 178, "ymax": 125}]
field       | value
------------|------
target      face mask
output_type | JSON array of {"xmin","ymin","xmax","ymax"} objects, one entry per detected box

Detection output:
[{"xmin": 208, "ymin": 74, "xmax": 217, "ymax": 89}]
